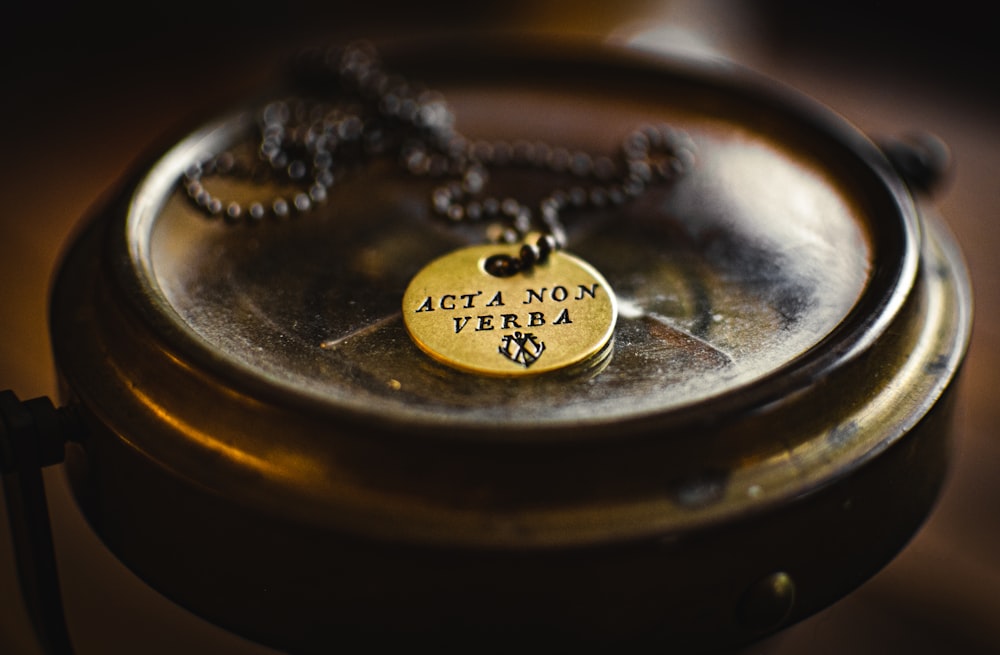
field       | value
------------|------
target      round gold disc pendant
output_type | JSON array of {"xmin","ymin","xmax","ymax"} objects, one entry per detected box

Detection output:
[{"xmin": 402, "ymin": 244, "xmax": 617, "ymax": 376}]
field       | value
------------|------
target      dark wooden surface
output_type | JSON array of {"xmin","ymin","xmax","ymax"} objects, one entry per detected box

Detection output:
[{"xmin": 2, "ymin": 3, "xmax": 997, "ymax": 652}]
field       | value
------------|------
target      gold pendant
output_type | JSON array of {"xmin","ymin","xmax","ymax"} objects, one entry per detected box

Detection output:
[{"xmin": 402, "ymin": 243, "xmax": 617, "ymax": 376}]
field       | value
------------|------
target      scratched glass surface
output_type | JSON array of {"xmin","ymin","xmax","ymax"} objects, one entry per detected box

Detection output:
[{"xmin": 137, "ymin": 76, "xmax": 874, "ymax": 427}]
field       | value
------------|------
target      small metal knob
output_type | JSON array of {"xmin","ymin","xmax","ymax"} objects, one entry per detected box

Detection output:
[{"xmin": 879, "ymin": 131, "xmax": 951, "ymax": 196}]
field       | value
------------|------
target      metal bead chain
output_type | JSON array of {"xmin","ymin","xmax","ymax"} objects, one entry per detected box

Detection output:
[
  {"xmin": 182, "ymin": 101, "xmax": 366, "ymax": 223},
  {"xmin": 181, "ymin": 41, "xmax": 696, "ymax": 276},
  {"xmin": 419, "ymin": 124, "xmax": 696, "ymax": 276}
]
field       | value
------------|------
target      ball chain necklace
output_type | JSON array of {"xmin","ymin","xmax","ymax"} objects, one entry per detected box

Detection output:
[{"xmin": 181, "ymin": 41, "xmax": 695, "ymax": 376}]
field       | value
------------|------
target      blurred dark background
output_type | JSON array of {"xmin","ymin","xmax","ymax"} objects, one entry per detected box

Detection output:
[
  {"xmin": 757, "ymin": 0, "xmax": 1000, "ymax": 100},
  {"xmin": 2, "ymin": 1, "xmax": 998, "ymax": 653},
  {"xmin": 5, "ymin": 1, "xmax": 999, "ymax": 112}
]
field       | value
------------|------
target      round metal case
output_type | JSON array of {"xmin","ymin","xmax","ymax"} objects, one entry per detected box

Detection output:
[{"xmin": 48, "ymin": 37, "xmax": 971, "ymax": 651}]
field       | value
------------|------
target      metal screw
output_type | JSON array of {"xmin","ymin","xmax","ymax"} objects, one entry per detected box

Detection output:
[{"xmin": 737, "ymin": 571, "xmax": 796, "ymax": 633}]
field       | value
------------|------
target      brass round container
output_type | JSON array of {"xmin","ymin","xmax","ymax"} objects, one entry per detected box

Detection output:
[{"xmin": 49, "ymin": 38, "xmax": 972, "ymax": 652}]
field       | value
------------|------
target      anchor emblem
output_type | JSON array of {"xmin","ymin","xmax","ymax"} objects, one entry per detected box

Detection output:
[{"xmin": 498, "ymin": 331, "xmax": 546, "ymax": 368}]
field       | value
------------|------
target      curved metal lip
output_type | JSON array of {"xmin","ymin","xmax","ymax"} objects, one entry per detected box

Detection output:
[{"xmin": 115, "ymin": 34, "xmax": 926, "ymax": 443}]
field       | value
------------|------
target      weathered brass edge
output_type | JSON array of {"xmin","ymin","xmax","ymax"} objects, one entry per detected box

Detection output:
[{"xmin": 58, "ymin": 391, "xmax": 953, "ymax": 651}]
